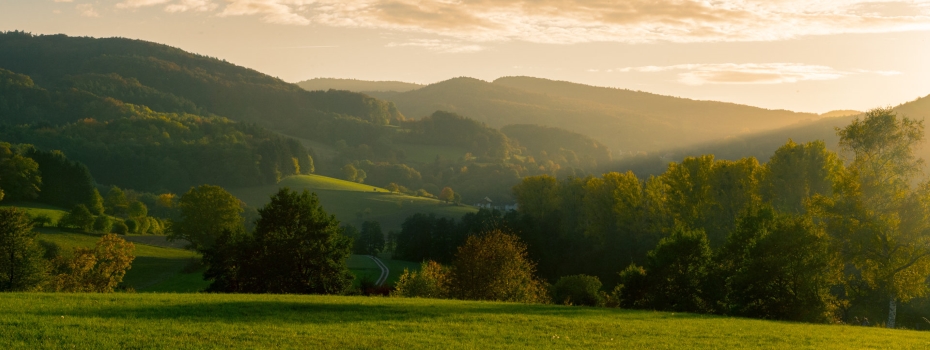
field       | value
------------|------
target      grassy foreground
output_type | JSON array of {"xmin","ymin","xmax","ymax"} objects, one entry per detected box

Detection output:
[
  {"xmin": 231, "ymin": 175, "xmax": 477, "ymax": 231},
  {"xmin": 1, "ymin": 293, "xmax": 928, "ymax": 349}
]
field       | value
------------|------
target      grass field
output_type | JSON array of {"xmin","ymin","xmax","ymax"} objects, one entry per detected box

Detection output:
[
  {"xmin": 231, "ymin": 175, "xmax": 477, "ymax": 232},
  {"xmin": 1, "ymin": 293, "xmax": 928, "ymax": 349},
  {"xmin": 1, "ymin": 202, "xmax": 68, "ymax": 225}
]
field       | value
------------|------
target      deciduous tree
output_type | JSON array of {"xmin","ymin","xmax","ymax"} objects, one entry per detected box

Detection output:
[
  {"xmin": 816, "ymin": 107, "xmax": 930, "ymax": 328},
  {"xmin": 450, "ymin": 230, "xmax": 548, "ymax": 303},
  {"xmin": 169, "ymin": 185, "xmax": 243, "ymax": 252}
]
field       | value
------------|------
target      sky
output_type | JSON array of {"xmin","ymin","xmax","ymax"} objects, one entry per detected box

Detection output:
[{"xmin": 2, "ymin": 1, "xmax": 930, "ymax": 114}]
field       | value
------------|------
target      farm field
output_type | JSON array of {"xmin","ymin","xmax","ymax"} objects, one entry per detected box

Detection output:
[
  {"xmin": 231, "ymin": 175, "xmax": 477, "ymax": 231},
  {"xmin": 2, "ymin": 293, "xmax": 928, "ymax": 349}
]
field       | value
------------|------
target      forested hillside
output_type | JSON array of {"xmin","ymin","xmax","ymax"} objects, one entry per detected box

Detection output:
[
  {"xmin": 363, "ymin": 76, "xmax": 817, "ymax": 154},
  {"xmin": 0, "ymin": 32, "xmax": 403, "ymax": 144},
  {"xmin": 0, "ymin": 68, "xmax": 312, "ymax": 193}
]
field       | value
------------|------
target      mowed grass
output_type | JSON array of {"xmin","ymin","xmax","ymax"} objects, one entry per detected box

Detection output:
[
  {"xmin": 36, "ymin": 229, "xmax": 209, "ymax": 293},
  {"xmin": 2, "ymin": 293, "xmax": 928, "ymax": 349},
  {"xmin": 231, "ymin": 175, "xmax": 477, "ymax": 232},
  {"xmin": 1, "ymin": 202, "xmax": 68, "ymax": 225}
]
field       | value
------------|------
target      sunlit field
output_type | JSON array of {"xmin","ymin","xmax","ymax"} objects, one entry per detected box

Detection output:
[
  {"xmin": 231, "ymin": 175, "xmax": 477, "ymax": 231},
  {"xmin": 2, "ymin": 293, "xmax": 928, "ymax": 349}
]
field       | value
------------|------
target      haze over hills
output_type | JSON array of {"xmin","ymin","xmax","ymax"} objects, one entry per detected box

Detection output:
[
  {"xmin": 297, "ymin": 78, "xmax": 424, "ymax": 93},
  {"xmin": 348, "ymin": 76, "xmax": 820, "ymax": 154},
  {"xmin": 610, "ymin": 93, "xmax": 930, "ymax": 176}
]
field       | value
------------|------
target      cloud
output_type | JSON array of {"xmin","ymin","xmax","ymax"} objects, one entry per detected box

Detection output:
[
  {"xmin": 53, "ymin": 0, "xmax": 74, "ymax": 3},
  {"xmin": 165, "ymin": 0, "xmax": 218, "ymax": 12},
  {"xmin": 386, "ymin": 39, "xmax": 485, "ymax": 53},
  {"xmin": 76, "ymin": 3, "xmax": 100, "ymax": 17},
  {"xmin": 217, "ymin": 0, "xmax": 315, "ymax": 25},
  {"xmin": 112, "ymin": 0, "xmax": 930, "ymax": 44},
  {"xmin": 116, "ymin": 0, "xmax": 172, "ymax": 9},
  {"xmin": 613, "ymin": 63, "xmax": 902, "ymax": 85}
]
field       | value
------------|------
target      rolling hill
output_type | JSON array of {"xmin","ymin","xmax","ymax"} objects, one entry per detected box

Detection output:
[
  {"xmin": 229, "ymin": 175, "xmax": 477, "ymax": 232},
  {"xmin": 297, "ymin": 78, "xmax": 423, "ymax": 92},
  {"xmin": 0, "ymin": 32, "xmax": 402, "ymax": 146},
  {"xmin": 360, "ymin": 76, "xmax": 818, "ymax": 154}
]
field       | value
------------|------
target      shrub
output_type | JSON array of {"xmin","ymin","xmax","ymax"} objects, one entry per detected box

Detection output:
[
  {"xmin": 59, "ymin": 205, "xmax": 94, "ymax": 231},
  {"xmin": 551, "ymin": 274, "xmax": 604, "ymax": 306},
  {"xmin": 393, "ymin": 261, "xmax": 450, "ymax": 299},
  {"xmin": 30, "ymin": 214, "xmax": 53, "ymax": 228},
  {"xmin": 615, "ymin": 264, "xmax": 649, "ymax": 308},
  {"xmin": 124, "ymin": 219, "xmax": 138, "ymax": 233},
  {"xmin": 48, "ymin": 234, "xmax": 135, "ymax": 292},
  {"xmin": 93, "ymin": 215, "xmax": 113, "ymax": 233},
  {"xmin": 112, "ymin": 221, "xmax": 129, "ymax": 235}
]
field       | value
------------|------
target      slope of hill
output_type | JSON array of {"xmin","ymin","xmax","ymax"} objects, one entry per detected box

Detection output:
[
  {"xmin": 365, "ymin": 76, "xmax": 817, "ymax": 154},
  {"xmin": 297, "ymin": 78, "xmax": 423, "ymax": 92},
  {"xmin": 229, "ymin": 175, "xmax": 477, "ymax": 232},
  {"xmin": 0, "ymin": 32, "xmax": 403, "ymax": 145},
  {"xmin": 2, "ymin": 293, "xmax": 927, "ymax": 349},
  {"xmin": 610, "ymin": 93, "xmax": 930, "ymax": 176}
]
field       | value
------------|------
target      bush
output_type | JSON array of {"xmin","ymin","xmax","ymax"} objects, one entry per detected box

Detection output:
[
  {"xmin": 615, "ymin": 265, "xmax": 649, "ymax": 308},
  {"xmin": 551, "ymin": 274, "xmax": 604, "ymax": 306},
  {"xmin": 92, "ymin": 215, "xmax": 113, "ymax": 233},
  {"xmin": 112, "ymin": 221, "xmax": 129, "ymax": 235},
  {"xmin": 393, "ymin": 261, "xmax": 450, "ymax": 299},
  {"xmin": 59, "ymin": 204, "xmax": 94, "ymax": 231},
  {"xmin": 48, "ymin": 234, "xmax": 135, "ymax": 292},
  {"xmin": 30, "ymin": 214, "xmax": 53, "ymax": 228},
  {"xmin": 124, "ymin": 219, "xmax": 138, "ymax": 233}
]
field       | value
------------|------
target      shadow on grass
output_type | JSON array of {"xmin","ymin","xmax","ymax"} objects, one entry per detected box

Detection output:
[{"xmin": 39, "ymin": 298, "xmax": 714, "ymax": 324}]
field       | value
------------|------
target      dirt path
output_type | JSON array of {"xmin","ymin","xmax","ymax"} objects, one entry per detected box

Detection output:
[{"xmin": 368, "ymin": 255, "xmax": 389, "ymax": 286}]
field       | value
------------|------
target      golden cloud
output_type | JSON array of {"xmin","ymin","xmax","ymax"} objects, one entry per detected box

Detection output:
[
  {"xmin": 614, "ymin": 63, "xmax": 901, "ymax": 85},
  {"xmin": 116, "ymin": 0, "xmax": 930, "ymax": 42}
]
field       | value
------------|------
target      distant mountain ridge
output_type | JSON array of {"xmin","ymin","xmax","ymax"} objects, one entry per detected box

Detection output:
[
  {"xmin": 297, "ymin": 78, "xmax": 423, "ymax": 93},
  {"xmin": 354, "ymin": 76, "xmax": 818, "ymax": 154}
]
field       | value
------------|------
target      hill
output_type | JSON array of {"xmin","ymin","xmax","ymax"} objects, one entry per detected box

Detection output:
[
  {"xmin": 297, "ymin": 78, "xmax": 423, "ymax": 92},
  {"xmin": 229, "ymin": 175, "xmax": 477, "ymax": 232},
  {"xmin": 365, "ymin": 76, "xmax": 817, "ymax": 154},
  {"xmin": 609, "ymin": 93, "xmax": 930, "ymax": 176},
  {"xmin": 2, "ymin": 293, "xmax": 927, "ymax": 349},
  {"xmin": 0, "ymin": 32, "xmax": 402, "ymax": 146}
]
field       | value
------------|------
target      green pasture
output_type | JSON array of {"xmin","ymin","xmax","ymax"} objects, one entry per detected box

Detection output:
[
  {"xmin": 2, "ymin": 293, "xmax": 928, "ymax": 349},
  {"xmin": 231, "ymin": 175, "xmax": 477, "ymax": 232}
]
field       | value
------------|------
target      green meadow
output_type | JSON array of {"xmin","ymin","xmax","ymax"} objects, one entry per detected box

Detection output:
[
  {"xmin": 231, "ymin": 175, "xmax": 477, "ymax": 231},
  {"xmin": 2, "ymin": 293, "xmax": 927, "ymax": 349}
]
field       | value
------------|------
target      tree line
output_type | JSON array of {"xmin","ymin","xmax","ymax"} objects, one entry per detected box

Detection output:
[{"xmin": 390, "ymin": 108, "xmax": 930, "ymax": 328}]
